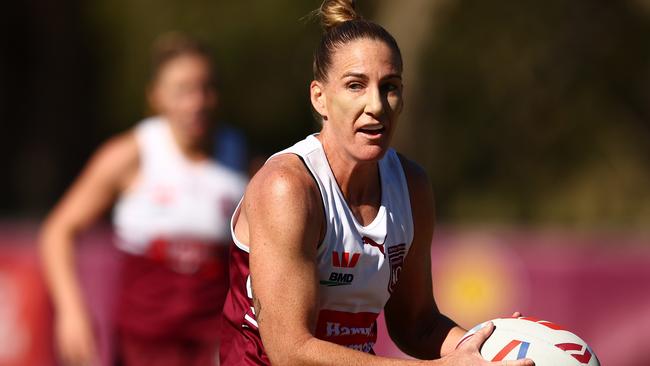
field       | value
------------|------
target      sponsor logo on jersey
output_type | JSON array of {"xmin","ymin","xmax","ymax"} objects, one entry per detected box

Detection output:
[
  {"xmin": 326, "ymin": 322, "xmax": 374, "ymax": 337},
  {"xmin": 320, "ymin": 272, "xmax": 355, "ymax": 286},
  {"xmin": 332, "ymin": 251, "xmax": 360, "ymax": 268},
  {"xmin": 152, "ymin": 184, "xmax": 176, "ymax": 205},
  {"xmin": 315, "ymin": 310, "xmax": 378, "ymax": 353},
  {"xmin": 362, "ymin": 235, "xmax": 386, "ymax": 257},
  {"xmin": 387, "ymin": 243, "xmax": 406, "ymax": 293},
  {"xmin": 347, "ymin": 342, "xmax": 375, "ymax": 353}
]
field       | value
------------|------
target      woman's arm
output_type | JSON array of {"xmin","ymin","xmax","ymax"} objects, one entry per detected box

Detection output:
[
  {"xmin": 383, "ymin": 155, "xmax": 534, "ymax": 366},
  {"xmin": 39, "ymin": 132, "xmax": 138, "ymax": 366},
  {"xmin": 384, "ymin": 156, "xmax": 465, "ymax": 359}
]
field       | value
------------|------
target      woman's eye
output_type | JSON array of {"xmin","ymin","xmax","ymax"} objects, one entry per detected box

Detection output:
[
  {"xmin": 382, "ymin": 83, "xmax": 400, "ymax": 93},
  {"xmin": 347, "ymin": 82, "xmax": 364, "ymax": 90}
]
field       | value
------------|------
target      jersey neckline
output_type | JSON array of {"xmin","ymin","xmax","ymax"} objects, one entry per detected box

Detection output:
[{"xmin": 306, "ymin": 134, "xmax": 387, "ymax": 231}]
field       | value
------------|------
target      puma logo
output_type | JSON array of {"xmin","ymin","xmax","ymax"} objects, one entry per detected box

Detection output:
[{"xmin": 362, "ymin": 236, "xmax": 386, "ymax": 257}]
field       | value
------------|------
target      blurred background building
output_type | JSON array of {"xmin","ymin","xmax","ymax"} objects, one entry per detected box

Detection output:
[{"xmin": 2, "ymin": 0, "xmax": 649, "ymax": 365}]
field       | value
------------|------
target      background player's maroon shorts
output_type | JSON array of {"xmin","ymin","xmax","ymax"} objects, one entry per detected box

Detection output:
[
  {"xmin": 120, "ymin": 333, "xmax": 218, "ymax": 366},
  {"xmin": 116, "ymin": 247, "xmax": 229, "ymax": 365}
]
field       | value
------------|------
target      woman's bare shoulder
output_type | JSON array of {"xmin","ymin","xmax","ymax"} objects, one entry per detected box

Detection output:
[
  {"xmin": 249, "ymin": 154, "xmax": 318, "ymax": 196},
  {"xmin": 243, "ymin": 153, "xmax": 322, "ymax": 220},
  {"xmin": 82, "ymin": 130, "xmax": 139, "ymax": 192},
  {"xmin": 95, "ymin": 130, "xmax": 138, "ymax": 166}
]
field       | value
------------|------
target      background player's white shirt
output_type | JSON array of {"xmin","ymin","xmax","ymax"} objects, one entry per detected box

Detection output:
[
  {"xmin": 113, "ymin": 116, "xmax": 247, "ymax": 254},
  {"xmin": 231, "ymin": 134, "xmax": 413, "ymax": 352}
]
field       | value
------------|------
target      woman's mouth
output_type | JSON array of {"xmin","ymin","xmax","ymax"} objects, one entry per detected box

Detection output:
[{"xmin": 357, "ymin": 125, "xmax": 386, "ymax": 137}]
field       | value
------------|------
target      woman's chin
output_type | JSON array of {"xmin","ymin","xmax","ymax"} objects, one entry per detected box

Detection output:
[
  {"xmin": 353, "ymin": 145, "xmax": 389, "ymax": 162},
  {"xmin": 185, "ymin": 119, "xmax": 212, "ymax": 140}
]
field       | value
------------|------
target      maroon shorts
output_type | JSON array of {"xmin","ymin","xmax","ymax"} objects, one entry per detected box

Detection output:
[
  {"xmin": 116, "ymin": 245, "xmax": 229, "ymax": 364},
  {"xmin": 119, "ymin": 333, "xmax": 218, "ymax": 366}
]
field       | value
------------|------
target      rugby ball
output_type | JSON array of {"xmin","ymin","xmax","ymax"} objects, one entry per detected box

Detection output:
[{"xmin": 456, "ymin": 316, "xmax": 599, "ymax": 365}]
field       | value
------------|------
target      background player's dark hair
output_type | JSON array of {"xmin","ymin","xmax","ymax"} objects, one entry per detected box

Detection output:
[{"xmin": 149, "ymin": 32, "xmax": 214, "ymax": 83}]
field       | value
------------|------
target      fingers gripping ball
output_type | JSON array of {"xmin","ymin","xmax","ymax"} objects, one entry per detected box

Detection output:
[{"xmin": 457, "ymin": 317, "xmax": 600, "ymax": 365}]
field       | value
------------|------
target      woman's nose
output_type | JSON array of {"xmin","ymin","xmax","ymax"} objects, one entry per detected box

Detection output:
[{"xmin": 364, "ymin": 87, "xmax": 383, "ymax": 117}]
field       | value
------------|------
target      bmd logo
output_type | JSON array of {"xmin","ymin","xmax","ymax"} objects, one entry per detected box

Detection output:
[{"xmin": 320, "ymin": 272, "xmax": 354, "ymax": 287}]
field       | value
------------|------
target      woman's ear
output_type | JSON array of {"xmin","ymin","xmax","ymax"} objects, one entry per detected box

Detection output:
[{"xmin": 310, "ymin": 80, "xmax": 327, "ymax": 120}]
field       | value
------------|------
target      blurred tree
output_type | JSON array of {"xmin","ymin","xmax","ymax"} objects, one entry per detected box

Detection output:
[
  {"xmin": 83, "ymin": 0, "xmax": 322, "ymax": 151},
  {"xmin": 4, "ymin": 0, "xmax": 650, "ymax": 232},
  {"xmin": 412, "ymin": 0, "xmax": 650, "ymax": 229},
  {"xmin": 375, "ymin": 0, "xmax": 454, "ymax": 165}
]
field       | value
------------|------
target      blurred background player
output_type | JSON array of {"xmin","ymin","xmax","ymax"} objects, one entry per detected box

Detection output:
[
  {"xmin": 39, "ymin": 33, "xmax": 246, "ymax": 366},
  {"xmin": 219, "ymin": 1, "xmax": 531, "ymax": 365}
]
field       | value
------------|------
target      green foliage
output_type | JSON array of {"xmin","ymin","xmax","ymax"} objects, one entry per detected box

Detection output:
[
  {"xmin": 411, "ymin": 0, "xmax": 650, "ymax": 229},
  {"xmin": 16, "ymin": 0, "xmax": 648, "ymax": 229},
  {"xmin": 82, "ymin": 0, "xmax": 322, "ymax": 151}
]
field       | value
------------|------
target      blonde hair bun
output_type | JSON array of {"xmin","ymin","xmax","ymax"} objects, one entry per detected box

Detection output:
[{"xmin": 319, "ymin": 0, "xmax": 361, "ymax": 31}]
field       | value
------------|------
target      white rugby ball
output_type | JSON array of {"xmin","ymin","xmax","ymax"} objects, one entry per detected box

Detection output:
[{"xmin": 456, "ymin": 317, "xmax": 599, "ymax": 365}]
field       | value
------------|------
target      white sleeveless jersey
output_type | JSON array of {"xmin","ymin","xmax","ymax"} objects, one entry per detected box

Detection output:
[
  {"xmin": 113, "ymin": 117, "xmax": 247, "ymax": 254},
  {"xmin": 229, "ymin": 134, "xmax": 413, "ymax": 354}
]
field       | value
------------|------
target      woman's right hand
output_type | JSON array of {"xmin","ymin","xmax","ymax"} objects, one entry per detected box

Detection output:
[
  {"xmin": 440, "ymin": 322, "xmax": 534, "ymax": 366},
  {"xmin": 54, "ymin": 309, "xmax": 97, "ymax": 366}
]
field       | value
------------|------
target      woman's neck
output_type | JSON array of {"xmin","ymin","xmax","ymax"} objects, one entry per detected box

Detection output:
[
  {"xmin": 318, "ymin": 134, "xmax": 381, "ymax": 209},
  {"xmin": 166, "ymin": 119, "xmax": 213, "ymax": 162}
]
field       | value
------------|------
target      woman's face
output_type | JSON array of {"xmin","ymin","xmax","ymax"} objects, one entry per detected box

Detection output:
[
  {"xmin": 311, "ymin": 38, "xmax": 403, "ymax": 163},
  {"xmin": 149, "ymin": 54, "xmax": 217, "ymax": 142}
]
